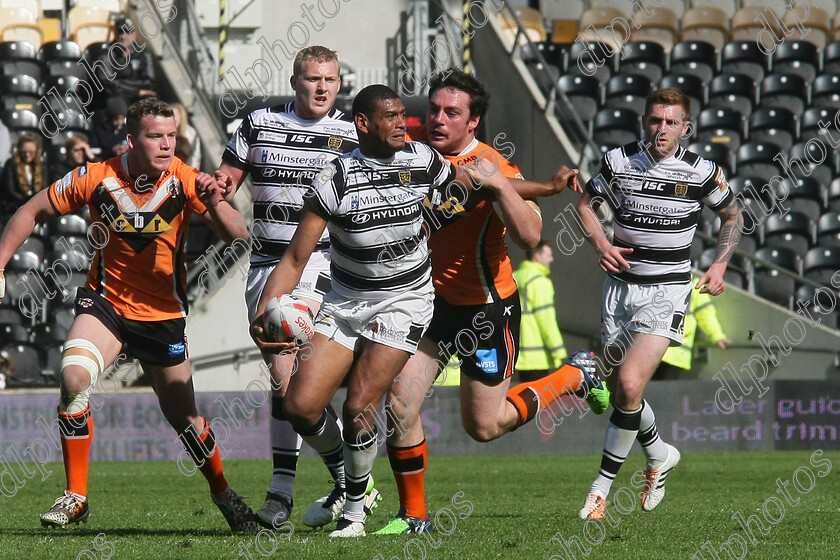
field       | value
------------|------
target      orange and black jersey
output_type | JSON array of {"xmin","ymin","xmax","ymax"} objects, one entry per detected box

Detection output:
[
  {"xmin": 48, "ymin": 155, "xmax": 206, "ymax": 321},
  {"xmin": 408, "ymin": 126, "xmax": 525, "ymax": 306}
]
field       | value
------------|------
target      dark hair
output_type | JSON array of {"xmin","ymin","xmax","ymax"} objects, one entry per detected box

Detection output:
[
  {"xmin": 428, "ymin": 69, "xmax": 490, "ymax": 120},
  {"xmin": 525, "ymin": 240, "xmax": 551, "ymax": 260},
  {"xmin": 126, "ymin": 98, "xmax": 174, "ymax": 136},
  {"xmin": 293, "ymin": 45, "xmax": 339, "ymax": 77},
  {"xmin": 644, "ymin": 88, "xmax": 691, "ymax": 122},
  {"xmin": 352, "ymin": 84, "xmax": 400, "ymax": 118}
]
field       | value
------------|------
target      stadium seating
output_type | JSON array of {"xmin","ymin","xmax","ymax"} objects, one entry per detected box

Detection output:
[
  {"xmin": 788, "ymin": 143, "xmax": 835, "ymax": 188},
  {"xmin": 759, "ymin": 74, "xmax": 808, "ymax": 115},
  {"xmin": 558, "ymin": 74, "xmax": 601, "ymax": 123},
  {"xmin": 824, "ymin": 41, "xmax": 840, "ymax": 74},
  {"xmin": 829, "ymin": 178, "xmax": 840, "ymax": 212},
  {"xmin": 618, "ymin": 41, "xmax": 666, "ymax": 83},
  {"xmin": 577, "ymin": 7, "xmax": 627, "ymax": 52},
  {"xmin": 816, "ymin": 212, "xmax": 840, "ymax": 248},
  {"xmin": 748, "ymin": 107, "xmax": 797, "ymax": 151},
  {"xmin": 680, "ymin": 6, "xmax": 729, "ymax": 51},
  {"xmin": 688, "ymin": 141, "xmax": 733, "ymax": 178},
  {"xmin": 695, "ymin": 107, "xmax": 746, "ymax": 150},
  {"xmin": 803, "ymin": 247, "xmax": 840, "ymax": 286},
  {"xmin": 629, "ymin": 7, "xmax": 680, "ymax": 51},
  {"xmin": 771, "ymin": 41, "xmax": 820, "ymax": 83},
  {"xmin": 0, "ymin": 6, "xmax": 42, "ymax": 48},
  {"xmin": 763, "ymin": 211, "xmax": 813, "ymax": 254},
  {"xmin": 2, "ymin": 342, "xmax": 44, "ymax": 386},
  {"xmin": 707, "ymin": 73, "xmax": 755, "ymax": 118},
  {"xmin": 753, "ymin": 246, "xmax": 798, "ymax": 307},
  {"xmin": 799, "ymin": 107, "xmax": 837, "ymax": 142},
  {"xmin": 783, "ymin": 5, "xmax": 831, "ymax": 50},
  {"xmin": 780, "ymin": 176, "xmax": 825, "ymax": 222},
  {"xmin": 669, "ymin": 41, "xmax": 718, "ymax": 84},
  {"xmin": 720, "ymin": 42, "xmax": 767, "ymax": 83},
  {"xmin": 736, "ymin": 142, "xmax": 784, "ymax": 181},
  {"xmin": 567, "ymin": 41, "xmax": 614, "ymax": 84},
  {"xmin": 68, "ymin": 5, "xmax": 113, "ymax": 51},
  {"xmin": 811, "ymin": 74, "xmax": 840, "ymax": 109},
  {"xmin": 0, "ymin": 40, "xmax": 40, "ymax": 81},
  {"xmin": 604, "ymin": 74, "xmax": 654, "ymax": 115},
  {"xmin": 592, "ymin": 107, "xmax": 640, "ymax": 149},
  {"xmin": 731, "ymin": 5, "xmax": 778, "ymax": 43},
  {"xmin": 0, "ymin": 73, "xmax": 39, "ymax": 111}
]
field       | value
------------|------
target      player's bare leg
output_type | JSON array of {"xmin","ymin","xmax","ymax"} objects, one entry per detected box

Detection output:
[
  {"xmin": 582, "ymin": 333, "xmax": 678, "ymax": 519},
  {"xmin": 40, "ymin": 315, "xmax": 122, "ymax": 529},
  {"xmin": 144, "ymin": 359, "xmax": 257, "ymax": 532},
  {"xmin": 376, "ymin": 337, "xmax": 441, "ymax": 534}
]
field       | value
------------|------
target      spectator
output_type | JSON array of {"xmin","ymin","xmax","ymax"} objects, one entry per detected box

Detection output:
[
  {"xmin": 99, "ymin": 16, "xmax": 157, "ymax": 107},
  {"xmin": 0, "ymin": 119, "xmax": 11, "ymax": 181},
  {"xmin": 49, "ymin": 137, "xmax": 95, "ymax": 183},
  {"xmin": 653, "ymin": 276, "xmax": 731, "ymax": 379},
  {"xmin": 1, "ymin": 132, "xmax": 47, "ymax": 215},
  {"xmin": 171, "ymin": 102, "xmax": 201, "ymax": 168},
  {"xmin": 513, "ymin": 240, "xmax": 568, "ymax": 382},
  {"xmin": 90, "ymin": 97, "xmax": 128, "ymax": 161},
  {"xmin": 174, "ymin": 135, "xmax": 193, "ymax": 164}
]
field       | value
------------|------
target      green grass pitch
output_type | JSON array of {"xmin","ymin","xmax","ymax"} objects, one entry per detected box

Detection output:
[{"xmin": 3, "ymin": 451, "xmax": 838, "ymax": 560}]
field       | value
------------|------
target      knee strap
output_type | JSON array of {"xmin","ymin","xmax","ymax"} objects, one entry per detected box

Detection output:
[{"xmin": 60, "ymin": 339, "xmax": 105, "ymax": 414}]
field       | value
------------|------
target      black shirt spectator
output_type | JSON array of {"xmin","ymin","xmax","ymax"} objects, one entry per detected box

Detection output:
[
  {"xmin": 89, "ymin": 97, "xmax": 128, "ymax": 161},
  {"xmin": 49, "ymin": 137, "xmax": 95, "ymax": 183},
  {"xmin": 1, "ymin": 133, "xmax": 47, "ymax": 215}
]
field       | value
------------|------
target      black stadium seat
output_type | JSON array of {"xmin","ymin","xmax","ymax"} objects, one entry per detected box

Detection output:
[
  {"xmin": 799, "ymin": 107, "xmax": 835, "ymax": 142},
  {"xmin": 604, "ymin": 74, "xmax": 654, "ymax": 115},
  {"xmin": 0, "ymin": 41, "xmax": 41, "ymax": 81},
  {"xmin": 771, "ymin": 41, "xmax": 820, "ymax": 82},
  {"xmin": 763, "ymin": 211, "xmax": 812, "ymax": 255},
  {"xmin": 0, "ymin": 323, "xmax": 29, "ymax": 345},
  {"xmin": 688, "ymin": 142, "xmax": 733, "ymax": 178},
  {"xmin": 708, "ymin": 73, "xmax": 755, "ymax": 118},
  {"xmin": 811, "ymin": 74, "xmax": 840, "ymax": 109},
  {"xmin": 558, "ymin": 74, "xmax": 601, "ymax": 123},
  {"xmin": 788, "ymin": 142, "xmax": 834, "ymax": 188},
  {"xmin": 592, "ymin": 108, "xmax": 640, "ymax": 150},
  {"xmin": 40, "ymin": 40, "xmax": 83, "ymax": 63},
  {"xmin": 748, "ymin": 108, "xmax": 797, "ymax": 152},
  {"xmin": 822, "ymin": 41, "xmax": 840, "ymax": 74},
  {"xmin": 803, "ymin": 247, "xmax": 840, "ymax": 286},
  {"xmin": 618, "ymin": 41, "xmax": 666, "ymax": 83},
  {"xmin": 1, "ymin": 108, "xmax": 38, "ymax": 133},
  {"xmin": 759, "ymin": 73, "xmax": 808, "ymax": 115},
  {"xmin": 567, "ymin": 41, "xmax": 614, "ymax": 84},
  {"xmin": 736, "ymin": 142, "xmax": 784, "ymax": 182},
  {"xmin": 695, "ymin": 107, "xmax": 746, "ymax": 150},
  {"xmin": 816, "ymin": 212, "xmax": 840, "ymax": 248},
  {"xmin": 780, "ymin": 176, "xmax": 824, "ymax": 222},
  {"xmin": 669, "ymin": 40, "xmax": 718, "ymax": 84},
  {"xmin": 720, "ymin": 41, "xmax": 768, "ymax": 83},
  {"xmin": 753, "ymin": 247, "xmax": 799, "ymax": 307},
  {"xmin": 2, "ymin": 343, "xmax": 44, "ymax": 386},
  {"xmin": 0, "ymin": 74, "xmax": 39, "ymax": 112},
  {"xmin": 828, "ymin": 178, "xmax": 840, "ymax": 212}
]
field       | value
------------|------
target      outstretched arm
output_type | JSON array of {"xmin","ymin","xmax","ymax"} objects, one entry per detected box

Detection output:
[
  {"xmin": 697, "ymin": 199, "xmax": 742, "ymax": 296},
  {"xmin": 511, "ymin": 165, "xmax": 582, "ymax": 198},
  {"xmin": 196, "ymin": 172, "xmax": 250, "ymax": 244},
  {"xmin": 576, "ymin": 192, "xmax": 632, "ymax": 274},
  {"xmin": 0, "ymin": 190, "xmax": 59, "ymax": 302}
]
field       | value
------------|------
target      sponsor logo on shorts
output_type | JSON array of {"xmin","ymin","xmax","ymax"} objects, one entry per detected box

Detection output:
[
  {"xmin": 78, "ymin": 297, "xmax": 94, "ymax": 308},
  {"xmin": 370, "ymin": 320, "xmax": 405, "ymax": 342},
  {"xmin": 475, "ymin": 348, "xmax": 499, "ymax": 374},
  {"xmin": 168, "ymin": 341, "xmax": 186, "ymax": 357}
]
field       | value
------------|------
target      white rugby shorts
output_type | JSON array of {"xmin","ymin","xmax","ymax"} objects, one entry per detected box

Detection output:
[{"xmin": 245, "ymin": 251, "xmax": 331, "ymax": 321}]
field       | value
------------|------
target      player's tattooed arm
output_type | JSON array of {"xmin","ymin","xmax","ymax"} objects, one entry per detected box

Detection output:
[{"xmin": 713, "ymin": 200, "xmax": 742, "ymax": 264}]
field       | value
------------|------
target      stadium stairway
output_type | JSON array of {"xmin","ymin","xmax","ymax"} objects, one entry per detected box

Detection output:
[{"xmin": 470, "ymin": 6, "xmax": 840, "ymax": 382}]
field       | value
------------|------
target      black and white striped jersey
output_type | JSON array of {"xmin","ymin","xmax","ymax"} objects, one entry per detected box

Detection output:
[
  {"xmin": 586, "ymin": 140, "xmax": 734, "ymax": 285},
  {"xmin": 307, "ymin": 141, "xmax": 457, "ymax": 300},
  {"xmin": 222, "ymin": 102, "xmax": 358, "ymax": 266}
]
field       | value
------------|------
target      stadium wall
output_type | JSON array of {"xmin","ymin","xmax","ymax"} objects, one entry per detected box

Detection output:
[{"xmin": 1, "ymin": 381, "xmax": 837, "ymax": 470}]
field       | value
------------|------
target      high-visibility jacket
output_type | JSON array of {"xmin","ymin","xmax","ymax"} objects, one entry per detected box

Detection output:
[
  {"xmin": 662, "ymin": 282, "xmax": 728, "ymax": 370},
  {"xmin": 513, "ymin": 260, "xmax": 567, "ymax": 371}
]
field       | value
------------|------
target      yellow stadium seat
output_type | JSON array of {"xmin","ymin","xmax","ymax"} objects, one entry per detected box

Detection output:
[
  {"xmin": 0, "ymin": 7, "xmax": 42, "ymax": 48},
  {"xmin": 681, "ymin": 6, "xmax": 729, "ymax": 51},
  {"xmin": 69, "ymin": 5, "xmax": 114, "ymax": 51}
]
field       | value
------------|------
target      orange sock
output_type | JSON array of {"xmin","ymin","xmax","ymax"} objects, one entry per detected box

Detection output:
[
  {"xmin": 58, "ymin": 405, "xmax": 93, "ymax": 498},
  {"xmin": 506, "ymin": 363, "xmax": 585, "ymax": 427},
  {"xmin": 387, "ymin": 439, "xmax": 427, "ymax": 520},
  {"xmin": 179, "ymin": 418, "xmax": 229, "ymax": 494}
]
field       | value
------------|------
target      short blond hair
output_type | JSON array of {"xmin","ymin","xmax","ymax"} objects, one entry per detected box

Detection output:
[{"xmin": 293, "ymin": 46, "xmax": 339, "ymax": 77}]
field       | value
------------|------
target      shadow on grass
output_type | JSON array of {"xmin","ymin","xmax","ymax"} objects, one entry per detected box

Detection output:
[{"xmin": 13, "ymin": 528, "xmax": 238, "ymax": 538}]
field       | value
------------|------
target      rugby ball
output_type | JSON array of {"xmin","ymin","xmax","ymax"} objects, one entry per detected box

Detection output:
[{"xmin": 262, "ymin": 294, "xmax": 315, "ymax": 344}]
